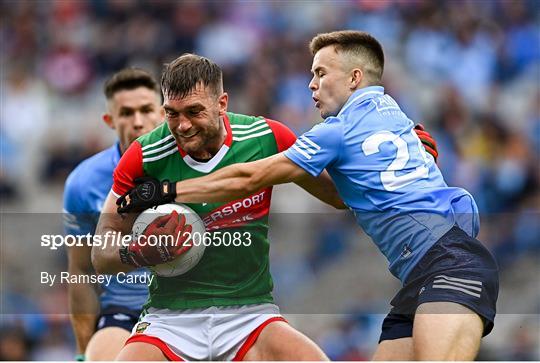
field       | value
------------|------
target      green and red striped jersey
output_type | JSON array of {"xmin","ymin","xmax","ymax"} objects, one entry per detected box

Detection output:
[{"xmin": 112, "ymin": 112, "xmax": 296, "ymax": 309}]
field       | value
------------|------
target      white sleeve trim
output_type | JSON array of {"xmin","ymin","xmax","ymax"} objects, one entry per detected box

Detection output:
[{"xmin": 111, "ymin": 189, "xmax": 122, "ymax": 198}]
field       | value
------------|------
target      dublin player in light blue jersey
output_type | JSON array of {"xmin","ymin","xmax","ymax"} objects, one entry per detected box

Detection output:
[
  {"xmin": 63, "ymin": 68, "xmax": 164, "ymax": 360},
  {"xmin": 118, "ymin": 31, "xmax": 499, "ymax": 361}
]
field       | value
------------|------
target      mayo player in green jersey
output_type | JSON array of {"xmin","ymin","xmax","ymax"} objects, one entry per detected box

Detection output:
[{"xmin": 92, "ymin": 54, "xmax": 339, "ymax": 361}]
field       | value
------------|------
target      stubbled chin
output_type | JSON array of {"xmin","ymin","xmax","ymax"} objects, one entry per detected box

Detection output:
[{"xmin": 177, "ymin": 137, "xmax": 201, "ymax": 151}]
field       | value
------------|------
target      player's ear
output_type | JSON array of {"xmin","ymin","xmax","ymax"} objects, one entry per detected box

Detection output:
[
  {"xmin": 218, "ymin": 92, "xmax": 228, "ymax": 116},
  {"xmin": 102, "ymin": 114, "xmax": 116, "ymax": 130},
  {"xmin": 350, "ymin": 68, "xmax": 363, "ymax": 90}
]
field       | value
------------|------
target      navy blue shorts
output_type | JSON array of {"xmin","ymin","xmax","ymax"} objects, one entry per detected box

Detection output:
[
  {"xmin": 95, "ymin": 305, "xmax": 141, "ymax": 332},
  {"xmin": 379, "ymin": 226, "xmax": 499, "ymax": 342}
]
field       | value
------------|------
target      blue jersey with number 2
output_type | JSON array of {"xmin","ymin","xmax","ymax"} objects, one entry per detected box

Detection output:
[{"xmin": 284, "ymin": 86, "xmax": 479, "ymax": 281}]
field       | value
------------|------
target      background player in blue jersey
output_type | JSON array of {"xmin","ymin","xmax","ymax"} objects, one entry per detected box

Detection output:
[
  {"xmin": 63, "ymin": 68, "xmax": 164, "ymax": 360},
  {"xmin": 118, "ymin": 31, "xmax": 499, "ymax": 360}
]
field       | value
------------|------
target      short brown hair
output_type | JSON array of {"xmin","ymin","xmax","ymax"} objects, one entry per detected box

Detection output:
[
  {"xmin": 161, "ymin": 53, "xmax": 223, "ymax": 100},
  {"xmin": 309, "ymin": 30, "xmax": 384, "ymax": 84},
  {"xmin": 104, "ymin": 68, "xmax": 160, "ymax": 99}
]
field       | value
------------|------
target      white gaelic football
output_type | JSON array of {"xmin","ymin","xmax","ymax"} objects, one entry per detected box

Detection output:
[{"xmin": 131, "ymin": 203, "xmax": 206, "ymax": 277}]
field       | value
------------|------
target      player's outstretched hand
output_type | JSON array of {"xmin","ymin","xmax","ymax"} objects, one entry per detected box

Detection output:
[
  {"xmin": 120, "ymin": 211, "xmax": 193, "ymax": 267},
  {"xmin": 414, "ymin": 124, "xmax": 439, "ymax": 162},
  {"xmin": 117, "ymin": 177, "xmax": 177, "ymax": 213}
]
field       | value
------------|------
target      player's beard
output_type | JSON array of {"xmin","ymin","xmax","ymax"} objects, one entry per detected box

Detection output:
[{"xmin": 175, "ymin": 119, "xmax": 222, "ymax": 160}]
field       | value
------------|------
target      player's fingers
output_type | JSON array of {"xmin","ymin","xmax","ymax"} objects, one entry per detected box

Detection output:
[
  {"xmin": 169, "ymin": 245, "xmax": 187, "ymax": 257},
  {"xmin": 117, "ymin": 195, "xmax": 132, "ymax": 212},
  {"xmin": 416, "ymin": 130, "xmax": 437, "ymax": 149},
  {"xmin": 117, "ymin": 203, "xmax": 128, "ymax": 214},
  {"xmin": 174, "ymin": 224, "xmax": 192, "ymax": 249},
  {"xmin": 175, "ymin": 223, "xmax": 192, "ymax": 244},
  {"xmin": 169, "ymin": 214, "xmax": 186, "ymax": 241},
  {"xmin": 116, "ymin": 194, "xmax": 126, "ymax": 206},
  {"xmin": 416, "ymin": 129, "xmax": 437, "ymax": 144},
  {"xmin": 168, "ymin": 225, "xmax": 192, "ymax": 256},
  {"xmin": 415, "ymin": 129, "xmax": 430, "ymax": 138},
  {"xmin": 144, "ymin": 217, "xmax": 164, "ymax": 235},
  {"xmin": 421, "ymin": 138, "xmax": 436, "ymax": 151},
  {"xmin": 152, "ymin": 213, "xmax": 173, "ymax": 228},
  {"xmin": 175, "ymin": 244, "xmax": 193, "ymax": 256},
  {"xmin": 162, "ymin": 210, "xmax": 179, "ymax": 233},
  {"xmin": 144, "ymin": 223, "xmax": 157, "ymax": 236},
  {"xmin": 414, "ymin": 123, "xmax": 425, "ymax": 131},
  {"xmin": 144, "ymin": 214, "xmax": 173, "ymax": 236},
  {"xmin": 428, "ymin": 136, "xmax": 437, "ymax": 148},
  {"xmin": 415, "ymin": 128, "xmax": 429, "ymax": 138},
  {"xmin": 422, "ymin": 140, "xmax": 437, "ymax": 151},
  {"xmin": 424, "ymin": 144, "xmax": 438, "ymax": 160},
  {"xmin": 176, "ymin": 213, "xmax": 186, "ymax": 230}
]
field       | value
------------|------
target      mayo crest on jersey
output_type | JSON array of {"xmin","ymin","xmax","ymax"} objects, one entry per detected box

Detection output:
[
  {"xmin": 63, "ymin": 143, "xmax": 150, "ymax": 310},
  {"xmin": 284, "ymin": 86, "xmax": 479, "ymax": 281}
]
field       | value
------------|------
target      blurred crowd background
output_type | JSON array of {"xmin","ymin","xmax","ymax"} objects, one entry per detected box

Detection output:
[{"xmin": 1, "ymin": 0, "xmax": 539, "ymax": 360}]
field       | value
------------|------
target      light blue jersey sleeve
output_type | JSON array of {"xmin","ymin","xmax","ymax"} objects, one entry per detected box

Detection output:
[
  {"xmin": 63, "ymin": 172, "xmax": 98, "ymax": 236},
  {"xmin": 62, "ymin": 145, "xmax": 149, "ymax": 311},
  {"xmin": 283, "ymin": 117, "xmax": 343, "ymax": 177}
]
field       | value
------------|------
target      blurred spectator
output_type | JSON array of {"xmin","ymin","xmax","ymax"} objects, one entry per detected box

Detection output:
[{"xmin": 0, "ymin": 327, "xmax": 30, "ymax": 360}]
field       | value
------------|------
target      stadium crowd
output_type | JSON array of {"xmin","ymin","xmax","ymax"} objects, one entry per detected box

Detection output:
[{"xmin": 1, "ymin": 0, "xmax": 539, "ymax": 360}]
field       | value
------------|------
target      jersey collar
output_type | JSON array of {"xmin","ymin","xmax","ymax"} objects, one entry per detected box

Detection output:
[
  {"xmin": 337, "ymin": 86, "xmax": 385, "ymax": 117},
  {"xmin": 178, "ymin": 113, "xmax": 233, "ymax": 173}
]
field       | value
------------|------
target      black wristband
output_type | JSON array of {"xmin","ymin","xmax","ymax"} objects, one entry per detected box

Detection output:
[
  {"xmin": 119, "ymin": 245, "xmax": 142, "ymax": 268},
  {"xmin": 162, "ymin": 180, "xmax": 177, "ymax": 202}
]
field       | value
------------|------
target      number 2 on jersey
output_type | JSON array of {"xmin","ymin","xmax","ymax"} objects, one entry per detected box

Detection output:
[{"xmin": 362, "ymin": 130, "xmax": 430, "ymax": 191}]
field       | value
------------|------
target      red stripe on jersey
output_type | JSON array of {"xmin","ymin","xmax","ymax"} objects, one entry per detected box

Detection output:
[
  {"xmin": 266, "ymin": 119, "xmax": 297, "ymax": 152},
  {"xmin": 223, "ymin": 113, "xmax": 233, "ymax": 146},
  {"xmin": 177, "ymin": 113, "xmax": 233, "ymax": 158},
  {"xmin": 112, "ymin": 141, "xmax": 144, "ymax": 197}
]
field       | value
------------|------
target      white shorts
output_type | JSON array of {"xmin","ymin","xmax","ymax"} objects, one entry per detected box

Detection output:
[{"xmin": 126, "ymin": 303, "xmax": 286, "ymax": 361}]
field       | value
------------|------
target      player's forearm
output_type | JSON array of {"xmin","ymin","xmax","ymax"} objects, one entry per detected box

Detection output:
[
  {"xmin": 315, "ymin": 172, "xmax": 347, "ymax": 209},
  {"xmin": 175, "ymin": 163, "xmax": 262, "ymax": 203},
  {"xmin": 68, "ymin": 282, "xmax": 99, "ymax": 354},
  {"xmin": 309, "ymin": 187, "xmax": 347, "ymax": 209},
  {"xmin": 93, "ymin": 193, "xmax": 139, "ymax": 273},
  {"xmin": 296, "ymin": 171, "xmax": 347, "ymax": 209},
  {"xmin": 70, "ymin": 314, "xmax": 96, "ymax": 354},
  {"xmin": 92, "ymin": 223, "xmax": 136, "ymax": 274}
]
